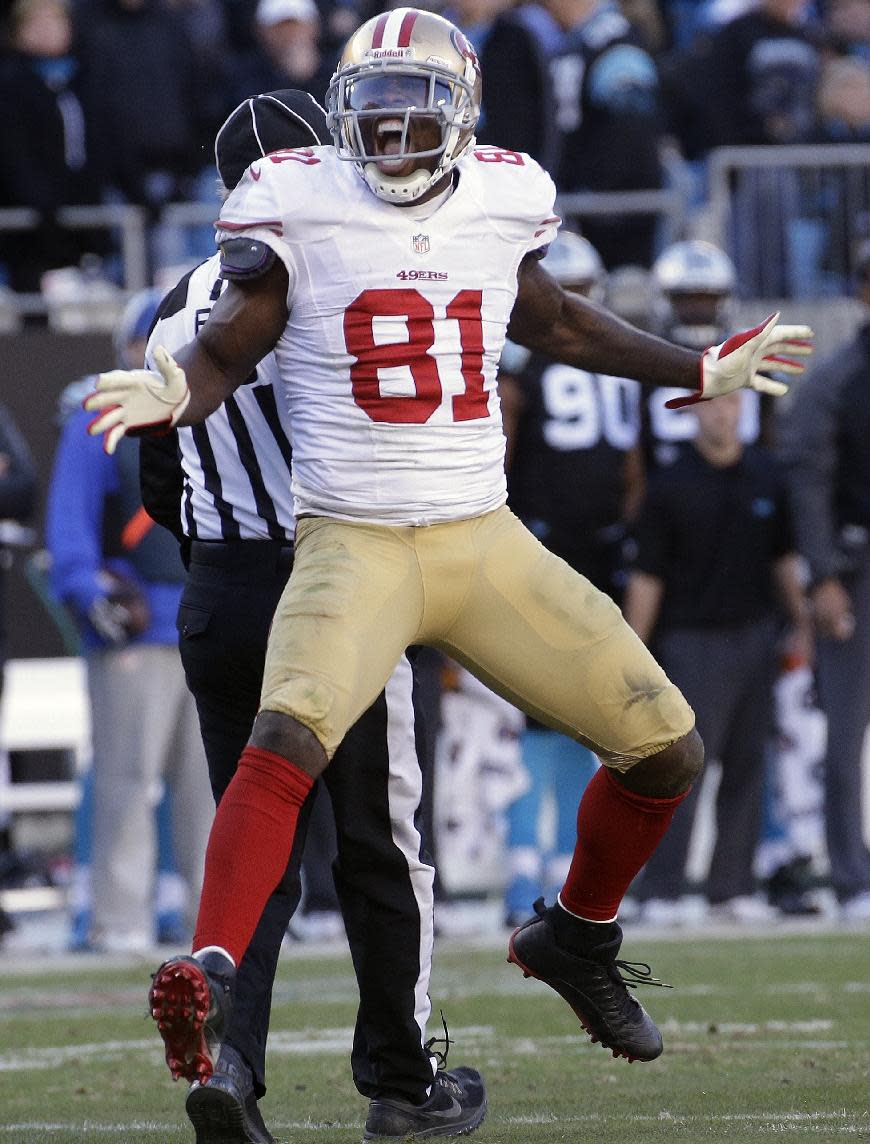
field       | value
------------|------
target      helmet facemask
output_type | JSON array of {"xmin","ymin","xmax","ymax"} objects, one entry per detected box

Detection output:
[
  {"xmin": 326, "ymin": 21, "xmax": 481, "ymax": 203},
  {"xmin": 662, "ymin": 291, "xmax": 733, "ymax": 352}
]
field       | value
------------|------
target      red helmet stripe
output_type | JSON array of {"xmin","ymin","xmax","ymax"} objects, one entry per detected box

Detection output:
[
  {"xmin": 397, "ymin": 9, "xmax": 419, "ymax": 47},
  {"xmin": 371, "ymin": 12, "xmax": 389, "ymax": 48}
]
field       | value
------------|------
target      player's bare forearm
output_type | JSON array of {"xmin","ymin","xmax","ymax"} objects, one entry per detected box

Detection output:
[
  {"xmin": 509, "ymin": 255, "xmax": 699, "ymax": 389},
  {"xmin": 174, "ymin": 262, "xmax": 289, "ymax": 424}
]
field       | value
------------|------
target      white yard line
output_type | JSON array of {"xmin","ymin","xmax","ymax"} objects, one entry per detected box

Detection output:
[
  {"xmin": 1, "ymin": 1109, "xmax": 866, "ymax": 1136},
  {"xmin": 0, "ymin": 1023, "xmax": 857, "ymax": 1073},
  {"xmin": 0, "ymin": 978, "xmax": 865, "ymax": 1014}
]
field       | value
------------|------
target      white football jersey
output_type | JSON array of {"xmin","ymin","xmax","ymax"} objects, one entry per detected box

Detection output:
[{"xmin": 216, "ymin": 145, "xmax": 560, "ymax": 525}]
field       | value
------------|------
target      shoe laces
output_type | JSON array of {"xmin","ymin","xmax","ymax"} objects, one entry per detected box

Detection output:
[
  {"xmin": 424, "ymin": 1010, "xmax": 454, "ymax": 1073},
  {"xmin": 610, "ymin": 959, "xmax": 672, "ymax": 993},
  {"xmin": 538, "ymin": 898, "xmax": 672, "ymax": 992},
  {"xmin": 582, "ymin": 958, "xmax": 670, "ymax": 1024}
]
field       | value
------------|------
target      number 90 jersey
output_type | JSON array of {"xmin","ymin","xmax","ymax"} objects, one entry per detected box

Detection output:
[{"xmin": 216, "ymin": 144, "xmax": 560, "ymax": 525}]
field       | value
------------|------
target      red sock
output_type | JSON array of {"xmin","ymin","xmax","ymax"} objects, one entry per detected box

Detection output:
[
  {"xmin": 193, "ymin": 746, "xmax": 314, "ymax": 964},
  {"xmin": 560, "ymin": 767, "xmax": 689, "ymax": 922}
]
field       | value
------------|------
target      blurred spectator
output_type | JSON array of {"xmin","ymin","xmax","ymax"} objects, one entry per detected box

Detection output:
[
  {"xmin": 823, "ymin": 0, "xmax": 870, "ymax": 61},
  {"xmin": 620, "ymin": 0, "xmax": 668, "ymax": 52},
  {"xmin": 659, "ymin": 0, "xmax": 758, "ymax": 52},
  {"xmin": 702, "ymin": 0, "xmax": 823, "ymax": 146},
  {"xmin": 657, "ymin": 17, "xmax": 723, "ymax": 170},
  {"xmin": 545, "ymin": 0, "xmax": 666, "ymax": 269},
  {"xmin": 807, "ymin": 52, "xmax": 870, "ymax": 285},
  {"xmin": 777, "ymin": 241, "xmax": 870, "ymax": 922},
  {"xmin": 313, "ymin": 0, "xmax": 361, "ymax": 64},
  {"xmin": 0, "ymin": 406, "xmax": 37, "ymax": 682},
  {"xmin": 0, "ymin": 404, "xmax": 37, "ymax": 944},
  {"xmin": 74, "ymin": 0, "xmax": 217, "ymax": 249},
  {"xmin": 625, "ymin": 389, "xmax": 811, "ymax": 925},
  {"xmin": 0, "ymin": 0, "xmax": 108, "ymax": 296},
  {"xmin": 45, "ymin": 289, "xmax": 213, "ymax": 951},
  {"xmin": 164, "ymin": 0, "xmax": 239, "ymax": 123},
  {"xmin": 229, "ymin": 0, "xmax": 334, "ymax": 106},
  {"xmin": 661, "ymin": 0, "xmax": 823, "ymax": 244},
  {"xmin": 476, "ymin": 0, "xmax": 563, "ymax": 171},
  {"xmin": 816, "ymin": 53, "xmax": 870, "ymax": 140},
  {"xmin": 218, "ymin": 0, "xmax": 260, "ymax": 50},
  {"xmin": 66, "ymin": 768, "xmax": 193, "ymax": 949},
  {"xmin": 442, "ymin": 0, "xmax": 509, "ymax": 48},
  {"xmin": 221, "ymin": 0, "xmax": 358, "ymax": 62},
  {"xmin": 167, "ymin": 0, "xmax": 231, "ymax": 57},
  {"xmin": 699, "ymin": 2, "xmax": 827, "ymax": 296},
  {"xmin": 498, "ymin": 232, "xmax": 642, "ymax": 925}
]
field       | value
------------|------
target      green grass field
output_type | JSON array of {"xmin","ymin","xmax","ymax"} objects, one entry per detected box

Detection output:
[{"xmin": 1, "ymin": 927, "xmax": 868, "ymax": 1143}]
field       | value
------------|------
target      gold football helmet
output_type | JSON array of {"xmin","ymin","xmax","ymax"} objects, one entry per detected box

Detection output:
[{"xmin": 326, "ymin": 7, "xmax": 482, "ymax": 203}]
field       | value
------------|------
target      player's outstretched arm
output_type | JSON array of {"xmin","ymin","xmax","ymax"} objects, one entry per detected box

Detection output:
[
  {"xmin": 509, "ymin": 253, "xmax": 698, "ymax": 386},
  {"xmin": 85, "ymin": 261, "xmax": 289, "ymax": 454},
  {"xmin": 509, "ymin": 254, "xmax": 813, "ymax": 397}
]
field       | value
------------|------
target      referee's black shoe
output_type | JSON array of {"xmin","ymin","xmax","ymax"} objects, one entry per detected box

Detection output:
[
  {"xmin": 364, "ymin": 1067, "xmax": 487, "ymax": 1140},
  {"xmin": 186, "ymin": 1043, "xmax": 274, "ymax": 1144},
  {"xmin": 508, "ymin": 897, "xmax": 668, "ymax": 1062}
]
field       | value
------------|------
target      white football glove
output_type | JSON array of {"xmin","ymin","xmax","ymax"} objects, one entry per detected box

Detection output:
[
  {"xmin": 83, "ymin": 346, "xmax": 190, "ymax": 454},
  {"xmin": 665, "ymin": 312, "xmax": 814, "ymax": 410}
]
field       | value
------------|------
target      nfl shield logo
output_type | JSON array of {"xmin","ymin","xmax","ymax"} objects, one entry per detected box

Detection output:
[{"xmin": 412, "ymin": 233, "xmax": 430, "ymax": 255}]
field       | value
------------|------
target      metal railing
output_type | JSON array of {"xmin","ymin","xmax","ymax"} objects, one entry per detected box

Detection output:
[
  {"xmin": 0, "ymin": 203, "xmax": 150, "ymax": 322},
  {"xmin": 1, "ymin": 144, "xmax": 867, "ymax": 323},
  {"xmin": 556, "ymin": 185, "xmax": 687, "ymax": 251},
  {"xmin": 706, "ymin": 143, "xmax": 870, "ymax": 300}
]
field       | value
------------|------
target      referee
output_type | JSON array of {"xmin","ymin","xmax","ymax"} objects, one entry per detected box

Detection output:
[{"xmin": 140, "ymin": 91, "xmax": 449, "ymax": 1144}]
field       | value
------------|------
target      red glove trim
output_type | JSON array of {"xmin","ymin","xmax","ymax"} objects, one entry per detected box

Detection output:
[
  {"xmin": 664, "ymin": 391, "xmax": 703, "ymax": 410},
  {"xmin": 717, "ymin": 314, "xmax": 774, "ymax": 358}
]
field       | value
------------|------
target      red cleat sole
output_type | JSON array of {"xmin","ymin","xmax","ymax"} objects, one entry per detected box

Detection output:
[{"xmin": 148, "ymin": 958, "xmax": 214, "ymax": 1084}]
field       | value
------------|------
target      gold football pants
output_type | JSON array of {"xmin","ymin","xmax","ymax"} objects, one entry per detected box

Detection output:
[{"xmin": 261, "ymin": 506, "xmax": 694, "ymax": 768}]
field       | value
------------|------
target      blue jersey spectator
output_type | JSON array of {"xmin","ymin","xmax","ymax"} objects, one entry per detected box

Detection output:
[
  {"xmin": 545, "ymin": 0, "xmax": 665, "ymax": 268},
  {"xmin": 46, "ymin": 289, "xmax": 213, "ymax": 951}
]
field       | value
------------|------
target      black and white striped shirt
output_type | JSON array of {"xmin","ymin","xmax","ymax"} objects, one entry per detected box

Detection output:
[{"xmin": 146, "ymin": 256, "xmax": 295, "ymax": 541}]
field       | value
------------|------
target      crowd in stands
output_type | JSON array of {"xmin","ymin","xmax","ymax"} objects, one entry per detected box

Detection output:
[{"xmin": 0, "ymin": 0, "xmax": 868, "ymax": 303}]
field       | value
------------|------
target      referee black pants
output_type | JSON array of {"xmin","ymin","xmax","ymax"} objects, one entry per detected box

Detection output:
[{"xmin": 177, "ymin": 539, "xmax": 436, "ymax": 1101}]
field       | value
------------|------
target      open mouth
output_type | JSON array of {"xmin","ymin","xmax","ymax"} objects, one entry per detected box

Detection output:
[{"xmin": 372, "ymin": 118, "xmax": 411, "ymax": 171}]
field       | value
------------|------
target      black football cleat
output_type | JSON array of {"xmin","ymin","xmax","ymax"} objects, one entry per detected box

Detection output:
[
  {"xmin": 148, "ymin": 951, "xmax": 235, "ymax": 1085},
  {"xmin": 185, "ymin": 1042, "xmax": 274, "ymax": 1144},
  {"xmin": 364, "ymin": 1067, "xmax": 487, "ymax": 1140},
  {"xmin": 508, "ymin": 898, "xmax": 668, "ymax": 1062}
]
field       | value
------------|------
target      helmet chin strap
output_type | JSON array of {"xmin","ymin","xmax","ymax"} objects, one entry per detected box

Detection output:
[{"xmin": 363, "ymin": 162, "xmax": 435, "ymax": 203}]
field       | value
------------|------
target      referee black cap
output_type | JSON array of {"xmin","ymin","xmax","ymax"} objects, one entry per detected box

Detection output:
[{"xmin": 215, "ymin": 89, "xmax": 329, "ymax": 191}]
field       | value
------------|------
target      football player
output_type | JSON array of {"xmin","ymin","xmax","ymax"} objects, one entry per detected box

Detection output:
[
  {"xmin": 84, "ymin": 6, "xmax": 814, "ymax": 1117},
  {"xmin": 644, "ymin": 239, "xmax": 765, "ymax": 468},
  {"xmin": 139, "ymin": 90, "xmax": 473, "ymax": 1142}
]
